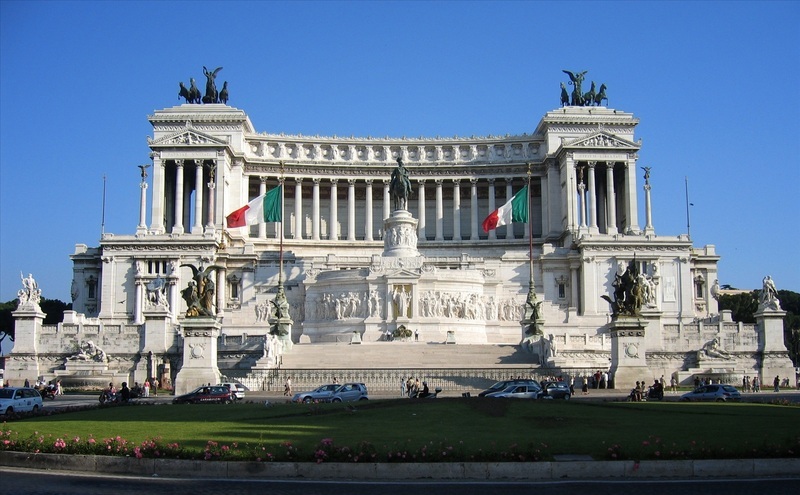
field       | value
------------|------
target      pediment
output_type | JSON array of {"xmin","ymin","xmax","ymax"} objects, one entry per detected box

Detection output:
[
  {"xmin": 148, "ymin": 127, "xmax": 228, "ymax": 147},
  {"xmin": 562, "ymin": 132, "xmax": 639, "ymax": 150}
]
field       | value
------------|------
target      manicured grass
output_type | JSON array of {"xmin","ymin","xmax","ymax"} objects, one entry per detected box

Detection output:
[{"xmin": 2, "ymin": 398, "xmax": 798, "ymax": 462}]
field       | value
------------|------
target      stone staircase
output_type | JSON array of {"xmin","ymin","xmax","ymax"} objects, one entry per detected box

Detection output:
[
  {"xmin": 233, "ymin": 341, "xmax": 544, "ymax": 394},
  {"xmin": 280, "ymin": 341, "xmax": 534, "ymax": 369}
]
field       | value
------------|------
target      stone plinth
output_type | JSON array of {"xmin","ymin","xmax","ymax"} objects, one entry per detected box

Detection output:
[
  {"xmin": 755, "ymin": 307, "xmax": 794, "ymax": 385},
  {"xmin": 383, "ymin": 210, "xmax": 419, "ymax": 258},
  {"xmin": 142, "ymin": 308, "xmax": 172, "ymax": 354},
  {"xmin": 6, "ymin": 305, "xmax": 46, "ymax": 385},
  {"xmin": 608, "ymin": 318, "xmax": 649, "ymax": 390},
  {"xmin": 174, "ymin": 318, "xmax": 222, "ymax": 395}
]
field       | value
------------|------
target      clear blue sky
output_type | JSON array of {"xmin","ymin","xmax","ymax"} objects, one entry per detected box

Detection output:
[{"xmin": 1, "ymin": 1, "xmax": 798, "ymax": 303}]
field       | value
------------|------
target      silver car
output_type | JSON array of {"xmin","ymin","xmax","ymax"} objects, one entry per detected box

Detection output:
[
  {"xmin": 0, "ymin": 387, "xmax": 44, "ymax": 415},
  {"xmin": 486, "ymin": 383, "xmax": 542, "ymax": 399},
  {"xmin": 680, "ymin": 384, "xmax": 742, "ymax": 402}
]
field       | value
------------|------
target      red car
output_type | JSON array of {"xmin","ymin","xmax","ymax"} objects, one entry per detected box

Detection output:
[{"xmin": 173, "ymin": 385, "xmax": 233, "ymax": 404}]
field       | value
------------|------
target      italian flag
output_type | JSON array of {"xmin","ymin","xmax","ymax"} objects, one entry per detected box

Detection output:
[
  {"xmin": 225, "ymin": 186, "xmax": 282, "ymax": 228},
  {"xmin": 482, "ymin": 185, "xmax": 528, "ymax": 232}
]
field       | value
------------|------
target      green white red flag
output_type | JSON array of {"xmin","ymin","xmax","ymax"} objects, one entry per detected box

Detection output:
[
  {"xmin": 226, "ymin": 186, "xmax": 282, "ymax": 228},
  {"xmin": 482, "ymin": 185, "xmax": 528, "ymax": 232}
]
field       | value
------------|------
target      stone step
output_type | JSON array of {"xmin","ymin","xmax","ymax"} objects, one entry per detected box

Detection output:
[{"xmin": 280, "ymin": 342, "xmax": 533, "ymax": 369}]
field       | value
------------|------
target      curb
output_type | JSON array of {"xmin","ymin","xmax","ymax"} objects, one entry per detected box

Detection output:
[{"xmin": 2, "ymin": 451, "xmax": 799, "ymax": 480}]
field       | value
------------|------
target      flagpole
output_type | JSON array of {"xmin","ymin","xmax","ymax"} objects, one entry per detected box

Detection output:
[
  {"xmin": 527, "ymin": 163, "xmax": 533, "ymax": 285},
  {"xmin": 278, "ymin": 161, "xmax": 285, "ymax": 286}
]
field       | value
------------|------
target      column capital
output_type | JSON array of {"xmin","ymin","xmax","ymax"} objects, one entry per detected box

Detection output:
[
  {"xmin": 605, "ymin": 160, "xmax": 615, "ymax": 167},
  {"xmin": 260, "ymin": 176, "xmax": 268, "ymax": 184},
  {"xmin": 149, "ymin": 151, "xmax": 160, "ymax": 161},
  {"xmin": 487, "ymin": 177, "xmax": 495, "ymax": 185},
  {"xmin": 330, "ymin": 178, "xmax": 338, "ymax": 185},
  {"xmin": 587, "ymin": 161, "xmax": 597, "ymax": 168},
  {"xmin": 470, "ymin": 178, "xmax": 478, "ymax": 185},
  {"xmin": 347, "ymin": 178, "xmax": 356, "ymax": 186},
  {"xmin": 364, "ymin": 178, "xmax": 373, "ymax": 185},
  {"xmin": 175, "ymin": 159, "xmax": 184, "ymax": 168},
  {"xmin": 312, "ymin": 177, "xmax": 321, "ymax": 185},
  {"xmin": 417, "ymin": 178, "xmax": 426, "ymax": 185},
  {"xmin": 435, "ymin": 179, "xmax": 444, "ymax": 185},
  {"xmin": 452, "ymin": 179, "xmax": 461, "ymax": 185}
]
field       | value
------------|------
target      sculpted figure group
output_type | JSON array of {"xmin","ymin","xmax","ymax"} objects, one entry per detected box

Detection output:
[
  {"xmin": 178, "ymin": 66, "xmax": 228, "ymax": 104},
  {"xmin": 561, "ymin": 70, "xmax": 608, "ymax": 107}
]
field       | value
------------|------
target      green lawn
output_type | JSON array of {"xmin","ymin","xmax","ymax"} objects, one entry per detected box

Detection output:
[{"xmin": 2, "ymin": 398, "xmax": 798, "ymax": 462}]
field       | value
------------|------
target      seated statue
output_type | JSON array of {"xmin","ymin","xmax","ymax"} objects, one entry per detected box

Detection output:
[{"xmin": 700, "ymin": 337, "xmax": 732, "ymax": 360}]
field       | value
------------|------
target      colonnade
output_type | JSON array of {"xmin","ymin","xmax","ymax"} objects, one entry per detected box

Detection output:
[{"xmin": 244, "ymin": 175, "xmax": 540, "ymax": 242}]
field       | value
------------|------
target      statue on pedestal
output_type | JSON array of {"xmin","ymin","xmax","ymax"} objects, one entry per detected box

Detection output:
[
  {"xmin": 180, "ymin": 263, "xmax": 222, "ymax": 317},
  {"xmin": 390, "ymin": 158, "xmax": 412, "ymax": 211},
  {"xmin": 18, "ymin": 272, "xmax": 42, "ymax": 306},
  {"xmin": 758, "ymin": 275, "xmax": 781, "ymax": 310},
  {"xmin": 601, "ymin": 260, "xmax": 645, "ymax": 318}
]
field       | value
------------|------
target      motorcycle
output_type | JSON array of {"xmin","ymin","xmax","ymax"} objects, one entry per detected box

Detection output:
[
  {"xmin": 38, "ymin": 386, "xmax": 56, "ymax": 400},
  {"xmin": 409, "ymin": 383, "xmax": 442, "ymax": 399}
]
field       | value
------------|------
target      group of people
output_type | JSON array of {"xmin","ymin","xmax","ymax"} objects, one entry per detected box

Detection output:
[
  {"xmin": 402, "ymin": 377, "xmax": 432, "ymax": 398},
  {"xmin": 630, "ymin": 379, "xmax": 664, "ymax": 401}
]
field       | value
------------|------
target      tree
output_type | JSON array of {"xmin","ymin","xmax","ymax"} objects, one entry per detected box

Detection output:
[
  {"xmin": 0, "ymin": 298, "xmax": 72, "ymax": 354},
  {"xmin": 718, "ymin": 291, "xmax": 758, "ymax": 323},
  {"xmin": 718, "ymin": 289, "xmax": 800, "ymax": 366}
]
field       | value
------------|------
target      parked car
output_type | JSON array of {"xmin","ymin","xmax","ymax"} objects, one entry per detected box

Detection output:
[
  {"xmin": 478, "ymin": 379, "xmax": 540, "ymax": 397},
  {"xmin": 0, "ymin": 387, "xmax": 44, "ymax": 415},
  {"xmin": 680, "ymin": 384, "xmax": 742, "ymax": 402},
  {"xmin": 219, "ymin": 382, "xmax": 247, "ymax": 400},
  {"xmin": 293, "ymin": 384, "xmax": 340, "ymax": 403},
  {"xmin": 292, "ymin": 383, "xmax": 369, "ymax": 403},
  {"xmin": 173, "ymin": 385, "xmax": 233, "ymax": 404},
  {"xmin": 330, "ymin": 383, "xmax": 368, "ymax": 402},
  {"xmin": 540, "ymin": 381, "xmax": 572, "ymax": 400},
  {"xmin": 485, "ymin": 382, "xmax": 542, "ymax": 399}
]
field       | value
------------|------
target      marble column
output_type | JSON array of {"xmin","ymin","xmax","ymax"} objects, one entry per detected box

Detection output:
[
  {"xmin": 383, "ymin": 179, "xmax": 390, "ymax": 220},
  {"xmin": 470, "ymin": 178, "xmax": 479, "ymax": 240},
  {"xmin": 347, "ymin": 179, "xmax": 356, "ymax": 241},
  {"xmin": 565, "ymin": 154, "xmax": 577, "ymax": 232},
  {"xmin": 488, "ymin": 178, "xmax": 497, "ymax": 241},
  {"xmin": 505, "ymin": 180, "xmax": 514, "ymax": 240},
  {"xmin": 587, "ymin": 161, "xmax": 598, "ymax": 234},
  {"xmin": 150, "ymin": 153, "xmax": 165, "ymax": 234},
  {"xmin": 644, "ymin": 182, "xmax": 655, "ymax": 235},
  {"xmin": 137, "ymin": 180, "xmax": 148, "ymax": 235},
  {"xmin": 605, "ymin": 162, "xmax": 618, "ymax": 235},
  {"xmin": 312, "ymin": 178, "xmax": 320, "ymax": 241},
  {"xmin": 206, "ymin": 161, "xmax": 217, "ymax": 233},
  {"xmin": 294, "ymin": 179, "xmax": 303, "ymax": 239},
  {"xmin": 192, "ymin": 161, "xmax": 204, "ymax": 234},
  {"xmin": 540, "ymin": 174, "xmax": 550, "ymax": 238},
  {"xmin": 452, "ymin": 179, "xmax": 462, "ymax": 241},
  {"xmin": 329, "ymin": 179, "xmax": 338, "ymax": 240},
  {"xmin": 570, "ymin": 265, "xmax": 580, "ymax": 312},
  {"xmin": 364, "ymin": 180, "xmax": 373, "ymax": 241},
  {"xmin": 417, "ymin": 179, "xmax": 426, "ymax": 241},
  {"xmin": 172, "ymin": 160, "xmax": 185, "ymax": 234},
  {"xmin": 218, "ymin": 267, "xmax": 227, "ymax": 316},
  {"xmin": 435, "ymin": 179, "xmax": 444, "ymax": 241},
  {"xmin": 623, "ymin": 158, "xmax": 641, "ymax": 233},
  {"xmin": 258, "ymin": 177, "xmax": 267, "ymax": 239}
]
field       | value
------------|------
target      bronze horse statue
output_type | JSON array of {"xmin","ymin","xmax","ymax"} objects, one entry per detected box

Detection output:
[
  {"xmin": 582, "ymin": 81, "xmax": 596, "ymax": 107},
  {"xmin": 390, "ymin": 158, "xmax": 412, "ymax": 211},
  {"xmin": 560, "ymin": 82, "xmax": 569, "ymax": 107},
  {"xmin": 594, "ymin": 84, "xmax": 608, "ymax": 106}
]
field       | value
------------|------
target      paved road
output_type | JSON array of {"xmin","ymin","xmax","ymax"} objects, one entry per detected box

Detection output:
[
  {"xmin": 39, "ymin": 388, "xmax": 800, "ymax": 412},
  {"xmin": 2, "ymin": 468, "xmax": 799, "ymax": 495}
]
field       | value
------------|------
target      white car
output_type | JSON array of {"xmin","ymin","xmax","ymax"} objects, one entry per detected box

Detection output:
[
  {"xmin": 0, "ymin": 387, "xmax": 44, "ymax": 415},
  {"xmin": 219, "ymin": 382, "xmax": 247, "ymax": 400}
]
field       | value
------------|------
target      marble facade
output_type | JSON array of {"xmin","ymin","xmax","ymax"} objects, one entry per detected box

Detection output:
[{"xmin": 6, "ymin": 101, "xmax": 793, "ymax": 391}]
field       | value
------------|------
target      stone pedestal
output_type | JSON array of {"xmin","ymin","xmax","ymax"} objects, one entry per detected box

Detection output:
[
  {"xmin": 755, "ymin": 307, "xmax": 794, "ymax": 386},
  {"xmin": 7, "ymin": 305, "xmax": 45, "ymax": 385},
  {"xmin": 174, "ymin": 318, "xmax": 222, "ymax": 395},
  {"xmin": 608, "ymin": 317, "xmax": 650, "ymax": 390},
  {"xmin": 142, "ymin": 308, "xmax": 172, "ymax": 355},
  {"xmin": 383, "ymin": 210, "xmax": 419, "ymax": 258}
]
